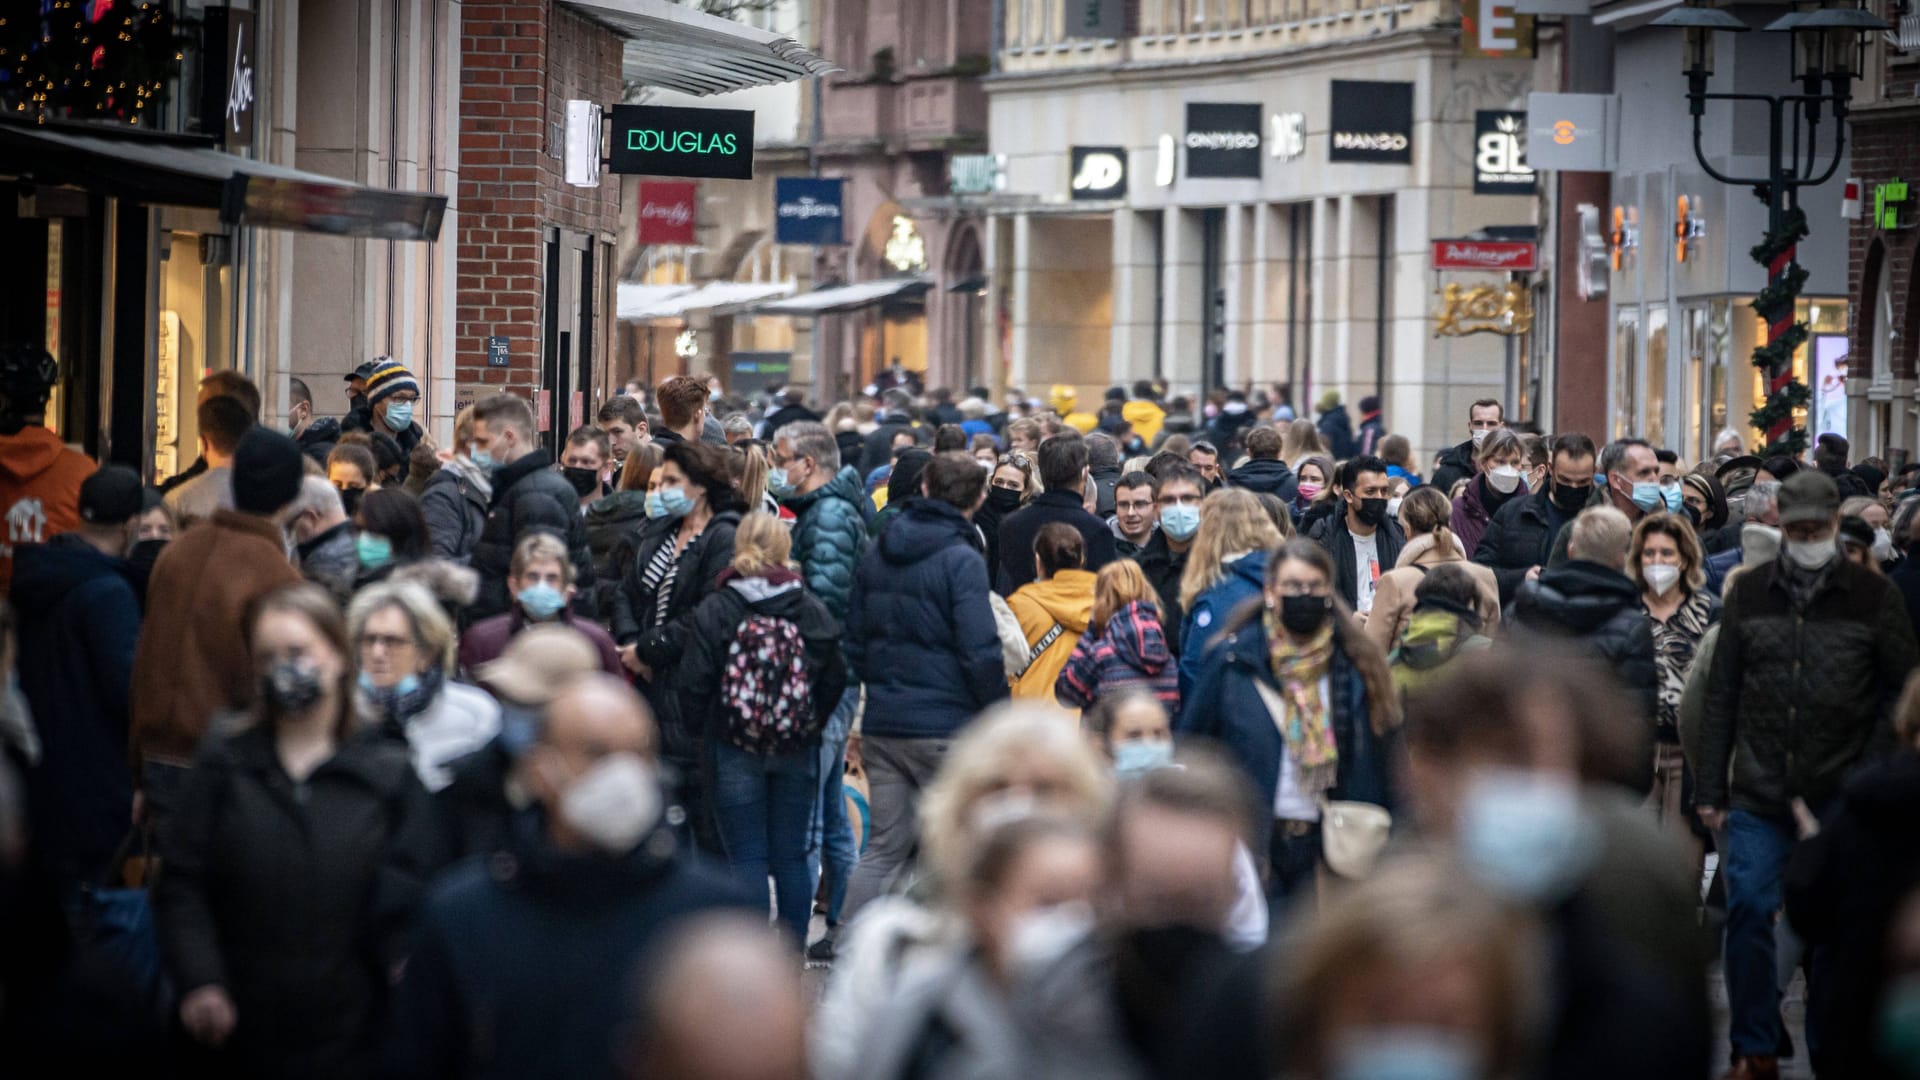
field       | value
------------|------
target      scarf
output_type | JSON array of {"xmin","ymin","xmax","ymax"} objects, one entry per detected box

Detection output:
[
  {"xmin": 440, "ymin": 453, "xmax": 495, "ymax": 504},
  {"xmin": 1262, "ymin": 609, "xmax": 1339, "ymax": 797},
  {"xmin": 366, "ymin": 665, "xmax": 446, "ymax": 729}
]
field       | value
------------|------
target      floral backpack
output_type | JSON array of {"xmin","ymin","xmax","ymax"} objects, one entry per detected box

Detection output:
[{"xmin": 719, "ymin": 613, "xmax": 817, "ymax": 754}]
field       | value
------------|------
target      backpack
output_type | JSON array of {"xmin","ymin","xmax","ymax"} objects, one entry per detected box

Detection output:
[{"xmin": 719, "ymin": 612, "xmax": 817, "ymax": 754}]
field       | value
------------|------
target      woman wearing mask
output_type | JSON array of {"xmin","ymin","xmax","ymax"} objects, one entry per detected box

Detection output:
[
  {"xmin": 420, "ymin": 405, "xmax": 492, "ymax": 565},
  {"xmin": 1841, "ymin": 495, "xmax": 1896, "ymax": 568},
  {"xmin": 1628, "ymin": 512, "xmax": 1717, "ymax": 834},
  {"xmin": 156, "ymin": 584, "xmax": 437, "ymax": 1076},
  {"xmin": 1448, "ymin": 428, "xmax": 1528, "ymax": 558},
  {"xmin": 1368, "ymin": 486, "xmax": 1500, "ymax": 653},
  {"xmin": 1291, "ymin": 455, "xmax": 1335, "ymax": 531},
  {"xmin": 1175, "ymin": 489, "xmax": 1286, "ymax": 696},
  {"xmin": 1056, "ymin": 559, "xmax": 1179, "ymax": 715},
  {"xmin": 1681, "ymin": 472, "xmax": 1736, "ymax": 555},
  {"xmin": 585, "ymin": 441, "xmax": 662, "ymax": 619},
  {"xmin": 1008, "ymin": 524, "xmax": 1097, "ymax": 701},
  {"xmin": 352, "ymin": 488, "xmax": 433, "ymax": 588},
  {"xmin": 978, "ymin": 452, "xmax": 1041, "ymax": 587},
  {"xmin": 348, "ymin": 580, "xmax": 501, "ymax": 794},
  {"xmin": 328, "ymin": 440, "xmax": 378, "ymax": 516},
  {"xmin": 675, "ymin": 512, "xmax": 847, "ymax": 947},
  {"xmin": 1177, "ymin": 539, "xmax": 1399, "ymax": 903}
]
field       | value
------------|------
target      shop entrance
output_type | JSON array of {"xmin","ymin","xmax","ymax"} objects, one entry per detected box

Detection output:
[{"xmin": 542, "ymin": 227, "xmax": 594, "ymax": 449}]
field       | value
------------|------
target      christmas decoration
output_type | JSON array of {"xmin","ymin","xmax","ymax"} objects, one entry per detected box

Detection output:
[
  {"xmin": 0, "ymin": 1, "xmax": 189, "ymax": 125},
  {"xmin": 1747, "ymin": 206, "xmax": 1811, "ymax": 458}
]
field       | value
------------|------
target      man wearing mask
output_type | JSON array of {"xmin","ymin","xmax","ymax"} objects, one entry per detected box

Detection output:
[
  {"xmin": 560, "ymin": 425, "xmax": 611, "ymax": 511},
  {"xmin": 345, "ymin": 358, "xmax": 427, "ymax": 482},
  {"xmin": 1475, "ymin": 432, "xmax": 1598, "ymax": 606},
  {"xmin": 1698, "ymin": 469, "xmax": 1919, "ymax": 1080},
  {"xmin": 385, "ymin": 674, "xmax": 756, "ymax": 1078},
  {"xmin": 995, "ymin": 434, "xmax": 1118, "ymax": 593},
  {"xmin": 1138, "ymin": 463, "xmax": 1204, "ymax": 655},
  {"xmin": 1430, "ymin": 398, "xmax": 1505, "ymax": 494},
  {"xmin": 1705, "ymin": 480, "xmax": 1780, "ymax": 594},
  {"xmin": 1307, "ymin": 455, "xmax": 1405, "ymax": 614},
  {"xmin": 287, "ymin": 377, "xmax": 339, "ymax": 466},
  {"xmin": 284, "ymin": 475, "xmax": 358, "ymax": 605},
  {"xmin": 459, "ymin": 532, "xmax": 622, "ymax": 676},
  {"xmin": 466, "ymin": 393, "xmax": 594, "ymax": 620},
  {"xmin": 1547, "ymin": 438, "xmax": 1669, "ymax": 566},
  {"xmin": 0, "ymin": 344, "xmax": 95, "ymax": 594},
  {"xmin": 341, "ymin": 358, "xmax": 378, "ymax": 419}
]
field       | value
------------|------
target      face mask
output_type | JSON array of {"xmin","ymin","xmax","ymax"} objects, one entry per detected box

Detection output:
[
  {"xmin": 470, "ymin": 446, "xmax": 496, "ymax": 471},
  {"xmin": 1785, "ymin": 537, "xmax": 1837, "ymax": 570},
  {"xmin": 1486, "ymin": 465, "xmax": 1522, "ymax": 494},
  {"xmin": 645, "ymin": 491, "xmax": 670, "ymax": 519},
  {"xmin": 1114, "ymin": 739, "xmax": 1174, "ymax": 778},
  {"xmin": 1643, "ymin": 563, "xmax": 1681, "ymax": 596},
  {"xmin": 383, "ymin": 401, "xmax": 415, "ymax": 430},
  {"xmin": 1330, "ymin": 1027, "xmax": 1482, "ymax": 1080},
  {"xmin": 1278, "ymin": 593, "xmax": 1330, "ymax": 636},
  {"xmin": 1682, "ymin": 504, "xmax": 1703, "ymax": 528},
  {"xmin": 517, "ymin": 582, "xmax": 567, "ymax": 621},
  {"xmin": 1458, "ymin": 768, "xmax": 1596, "ymax": 903},
  {"xmin": 1354, "ymin": 496, "xmax": 1388, "ymax": 527},
  {"xmin": 1877, "ymin": 973, "xmax": 1920, "ymax": 1076},
  {"xmin": 1550, "ymin": 481, "xmax": 1591, "ymax": 513},
  {"xmin": 260, "ymin": 659, "xmax": 326, "ymax": 714},
  {"xmin": 1005, "ymin": 901, "xmax": 1095, "ymax": 975},
  {"xmin": 1874, "ymin": 528, "xmax": 1895, "ymax": 564},
  {"xmin": 1159, "ymin": 503, "xmax": 1201, "ymax": 542},
  {"xmin": 348, "ymin": 391, "xmax": 368, "ymax": 413},
  {"xmin": 767, "ymin": 466, "xmax": 795, "ymax": 499},
  {"xmin": 658, "ymin": 487, "xmax": 695, "ymax": 520},
  {"xmin": 562, "ymin": 466, "xmax": 600, "ymax": 498},
  {"xmin": 335, "ymin": 486, "xmax": 364, "ymax": 518},
  {"xmin": 1296, "ymin": 482, "xmax": 1322, "ymax": 501},
  {"xmin": 1662, "ymin": 486, "xmax": 1684, "ymax": 513},
  {"xmin": 499, "ymin": 705, "xmax": 542, "ymax": 757},
  {"xmin": 1385, "ymin": 496, "xmax": 1403, "ymax": 521},
  {"xmin": 709, "ymin": 387, "xmax": 722, "ymax": 402},
  {"xmin": 1470, "ymin": 428, "xmax": 1491, "ymax": 448},
  {"xmin": 987, "ymin": 487, "xmax": 1023, "ymax": 514},
  {"xmin": 558, "ymin": 753, "xmax": 662, "ymax": 854},
  {"xmin": 359, "ymin": 670, "xmax": 422, "ymax": 698},
  {"xmin": 1630, "ymin": 480, "xmax": 1664, "ymax": 513},
  {"xmin": 356, "ymin": 532, "xmax": 394, "ymax": 571}
]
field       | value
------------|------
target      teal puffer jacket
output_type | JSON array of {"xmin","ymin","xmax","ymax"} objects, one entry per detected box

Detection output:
[{"xmin": 785, "ymin": 466, "xmax": 871, "ymax": 623}]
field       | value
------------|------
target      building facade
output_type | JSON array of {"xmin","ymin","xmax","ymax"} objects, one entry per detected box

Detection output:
[{"xmin": 1848, "ymin": 9, "xmax": 1920, "ymax": 455}]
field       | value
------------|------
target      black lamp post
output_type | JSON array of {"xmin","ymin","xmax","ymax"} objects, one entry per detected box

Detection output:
[{"xmin": 1650, "ymin": 2, "xmax": 1887, "ymax": 455}]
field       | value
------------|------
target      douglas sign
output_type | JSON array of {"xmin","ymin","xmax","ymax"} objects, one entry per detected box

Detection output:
[{"xmin": 608, "ymin": 105, "xmax": 755, "ymax": 180}]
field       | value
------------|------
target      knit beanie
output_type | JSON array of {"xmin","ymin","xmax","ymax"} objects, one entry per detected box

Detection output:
[
  {"xmin": 231, "ymin": 428, "xmax": 305, "ymax": 515},
  {"xmin": 364, "ymin": 358, "xmax": 420, "ymax": 409}
]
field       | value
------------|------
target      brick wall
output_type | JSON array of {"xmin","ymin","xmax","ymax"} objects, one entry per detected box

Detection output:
[
  {"xmin": 455, "ymin": 2, "xmax": 621, "ymax": 399},
  {"xmin": 1848, "ymin": 63, "xmax": 1920, "ymax": 381}
]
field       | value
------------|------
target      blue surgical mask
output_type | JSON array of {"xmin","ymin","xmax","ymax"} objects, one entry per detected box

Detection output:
[
  {"xmin": 516, "ymin": 582, "xmax": 567, "ymax": 621},
  {"xmin": 658, "ymin": 486, "xmax": 695, "ymax": 519},
  {"xmin": 470, "ymin": 447, "xmax": 496, "ymax": 471},
  {"xmin": 644, "ymin": 491, "xmax": 670, "ymax": 520},
  {"xmin": 499, "ymin": 705, "xmax": 542, "ymax": 757},
  {"xmin": 384, "ymin": 400, "xmax": 415, "ymax": 430},
  {"xmin": 1114, "ymin": 739, "xmax": 1173, "ymax": 779},
  {"xmin": 1330, "ymin": 1027, "xmax": 1482, "ymax": 1080},
  {"xmin": 1662, "ymin": 486, "xmax": 1684, "ymax": 513},
  {"xmin": 1458, "ymin": 768, "xmax": 1597, "ymax": 903},
  {"xmin": 355, "ymin": 532, "xmax": 394, "ymax": 570},
  {"xmin": 1160, "ymin": 503, "xmax": 1201, "ymax": 542},
  {"xmin": 767, "ymin": 466, "xmax": 795, "ymax": 499},
  {"xmin": 1630, "ymin": 480, "xmax": 1664, "ymax": 512},
  {"xmin": 358, "ymin": 671, "xmax": 421, "ymax": 697}
]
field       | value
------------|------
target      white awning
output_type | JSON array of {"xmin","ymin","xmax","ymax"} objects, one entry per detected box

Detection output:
[
  {"xmin": 617, "ymin": 280, "xmax": 796, "ymax": 321},
  {"xmin": 559, "ymin": 0, "xmax": 838, "ymax": 97},
  {"xmin": 756, "ymin": 275, "xmax": 936, "ymax": 316}
]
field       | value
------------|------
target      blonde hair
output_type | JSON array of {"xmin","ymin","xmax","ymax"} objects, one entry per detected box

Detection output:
[
  {"xmin": 346, "ymin": 579, "xmax": 457, "ymax": 675},
  {"xmin": 452, "ymin": 405, "xmax": 475, "ymax": 455},
  {"xmin": 734, "ymin": 442, "xmax": 771, "ymax": 510},
  {"xmin": 918, "ymin": 702, "xmax": 1113, "ymax": 892},
  {"xmin": 1179, "ymin": 488, "xmax": 1284, "ymax": 609},
  {"xmin": 1627, "ymin": 511, "xmax": 1706, "ymax": 594},
  {"xmin": 617, "ymin": 440, "xmax": 663, "ymax": 493},
  {"xmin": 730, "ymin": 511, "xmax": 793, "ymax": 577},
  {"xmin": 824, "ymin": 401, "xmax": 856, "ymax": 433},
  {"xmin": 1091, "ymin": 559, "xmax": 1158, "ymax": 633},
  {"xmin": 1399, "ymin": 486, "xmax": 1462, "ymax": 559},
  {"xmin": 1279, "ymin": 417, "xmax": 1326, "ymax": 464}
]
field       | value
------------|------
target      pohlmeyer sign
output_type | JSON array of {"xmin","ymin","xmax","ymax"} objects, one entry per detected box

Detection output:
[{"xmin": 608, "ymin": 105, "xmax": 755, "ymax": 180}]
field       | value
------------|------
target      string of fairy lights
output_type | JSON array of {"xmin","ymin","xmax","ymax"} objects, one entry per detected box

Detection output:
[{"xmin": 0, "ymin": 0, "xmax": 188, "ymax": 124}]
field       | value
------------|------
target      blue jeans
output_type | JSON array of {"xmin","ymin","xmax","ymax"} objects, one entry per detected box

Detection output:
[
  {"xmin": 713, "ymin": 740, "xmax": 820, "ymax": 946},
  {"xmin": 1724, "ymin": 809, "xmax": 1817, "ymax": 1059},
  {"xmin": 807, "ymin": 685, "xmax": 861, "ymax": 927}
]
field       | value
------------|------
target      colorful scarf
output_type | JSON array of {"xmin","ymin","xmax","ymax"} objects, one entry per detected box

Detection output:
[{"xmin": 1262, "ymin": 609, "xmax": 1339, "ymax": 796}]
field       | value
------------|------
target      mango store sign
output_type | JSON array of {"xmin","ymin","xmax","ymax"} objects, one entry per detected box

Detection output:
[{"xmin": 608, "ymin": 105, "xmax": 755, "ymax": 181}]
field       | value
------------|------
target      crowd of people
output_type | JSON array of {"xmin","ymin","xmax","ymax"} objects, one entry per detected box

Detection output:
[{"xmin": 0, "ymin": 340, "xmax": 1917, "ymax": 1079}]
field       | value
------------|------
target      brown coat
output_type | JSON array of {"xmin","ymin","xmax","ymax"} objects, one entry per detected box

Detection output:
[
  {"xmin": 1363, "ymin": 531, "xmax": 1502, "ymax": 653},
  {"xmin": 130, "ymin": 510, "xmax": 302, "ymax": 765}
]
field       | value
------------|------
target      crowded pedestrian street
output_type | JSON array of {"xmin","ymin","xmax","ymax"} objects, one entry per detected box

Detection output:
[{"xmin": 3, "ymin": 1, "xmax": 1920, "ymax": 1078}]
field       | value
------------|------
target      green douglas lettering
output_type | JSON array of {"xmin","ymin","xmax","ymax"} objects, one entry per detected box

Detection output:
[{"xmin": 625, "ymin": 128, "xmax": 739, "ymax": 156}]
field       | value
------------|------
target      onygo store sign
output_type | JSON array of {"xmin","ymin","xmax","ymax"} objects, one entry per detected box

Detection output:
[
  {"xmin": 1185, "ymin": 103, "xmax": 1263, "ymax": 179},
  {"xmin": 609, "ymin": 105, "xmax": 755, "ymax": 180}
]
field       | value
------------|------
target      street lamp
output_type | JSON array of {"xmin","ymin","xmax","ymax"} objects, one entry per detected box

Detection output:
[{"xmin": 1649, "ymin": 1, "xmax": 1887, "ymax": 455}]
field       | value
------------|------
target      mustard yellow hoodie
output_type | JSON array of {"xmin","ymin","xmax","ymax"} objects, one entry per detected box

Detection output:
[{"xmin": 1007, "ymin": 569, "xmax": 1096, "ymax": 699}]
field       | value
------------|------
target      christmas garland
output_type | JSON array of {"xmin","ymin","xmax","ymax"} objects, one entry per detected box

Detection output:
[
  {"xmin": 1746, "ymin": 206, "xmax": 1812, "ymax": 458},
  {"xmin": 0, "ymin": 2, "xmax": 188, "ymax": 124}
]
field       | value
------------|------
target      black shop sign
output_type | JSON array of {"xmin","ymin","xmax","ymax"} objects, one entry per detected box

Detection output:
[
  {"xmin": 1185, "ymin": 103, "xmax": 1262, "ymax": 180},
  {"xmin": 1329, "ymin": 81, "xmax": 1414, "ymax": 164},
  {"xmin": 608, "ymin": 105, "xmax": 755, "ymax": 180}
]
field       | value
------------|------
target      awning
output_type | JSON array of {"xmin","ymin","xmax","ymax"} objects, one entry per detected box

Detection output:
[
  {"xmin": 0, "ymin": 119, "xmax": 445, "ymax": 241},
  {"xmin": 756, "ymin": 275, "xmax": 935, "ymax": 316},
  {"xmin": 559, "ymin": 0, "xmax": 838, "ymax": 97},
  {"xmin": 616, "ymin": 280, "xmax": 795, "ymax": 321}
]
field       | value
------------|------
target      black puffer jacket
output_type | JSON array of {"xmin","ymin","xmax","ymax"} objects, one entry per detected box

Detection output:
[
  {"xmin": 1308, "ymin": 508, "xmax": 1406, "ymax": 611},
  {"xmin": 1699, "ymin": 557, "xmax": 1919, "ymax": 817},
  {"xmin": 469, "ymin": 449, "xmax": 594, "ymax": 620},
  {"xmin": 419, "ymin": 461, "xmax": 489, "ymax": 566},
  {"xmin": 611, "ymin": 510, "xmax": 741, "ymax": 655},
  {"xmin": 1474, "ymin": 488, "xmax": 1575, "ymax": 605},
  {"xmin": 1224, "ymin": 457, "xmax": 1298, "ymax": 502},
  {"xmin": 1136, "ymin": 531, "xmax": 1189, "ymax": 656},
  {"xmin": 1509, "ymin": 560, "xmax": 1659, "ymax": 725},
  {"xmin": 583, "ymin": 491, "xmax": 651, "ymax": 619},
  {"xmin": 296, "ymin": 418, "xmax": 341, "ymax": 467},
  {"xmin": 154, "ymin": 724, "xmax": 440, "ymax": 1077},
  {"xmin": 1430, "ymin": 439, "xmax": 1477, "ymax": 495}
]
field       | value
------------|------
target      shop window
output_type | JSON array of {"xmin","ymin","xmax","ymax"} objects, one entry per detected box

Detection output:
[
  {"xmin": 1748, "ymin": 298, "xmax": 1845, "ymax": 438},
  {"xmin": 1647, "ymin": 304, "xmax": 1668, "ymax": 449},
  {"xmin": 1614, "ymin": 308, "xmax": 1639, "ymax": 440}
]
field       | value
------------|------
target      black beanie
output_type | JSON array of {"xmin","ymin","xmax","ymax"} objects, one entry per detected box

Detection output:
[{"xmin": 231, "ymin": 427, "xmax": 305, "ymax": 515}]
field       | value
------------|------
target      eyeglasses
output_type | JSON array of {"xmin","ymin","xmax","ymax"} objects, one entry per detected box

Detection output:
[{"xmin": 357, "ymin": 633, "xmax": 417, "ymax": 653}]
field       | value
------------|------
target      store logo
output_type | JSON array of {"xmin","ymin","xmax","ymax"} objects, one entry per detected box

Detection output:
[
  {"xmin": 641, "ymin": 199, "xmax": 693, "ymax": 228},
  {"xmin": 1333, "ymin": 132, "xmax": 1409, "ymax": 152},
  {"xmin": 1155, "ymin": 134, "xmax": 1176, "ymax": 186},
  {"xmin": 1473, "ymin": 111, "xmax": 1534, "ymax": 195},
  {"xmin": 608, "ymin": 105, "xmax": 755, "ymax": 180},
  {"xmin": 1674, "ymin": 194, "xmax": 1705, "ymax": 263},
  {"xmin": 1070, "ymin": 146, "xmax": 1127, "ymax": 200},
  {"xmin": 1184, "ymin": 103, "xmax": 1263, "ymax": 179},
  {"xmin": 226, "ymin": 24, "xmax": 253, "ymax": 135},
  {"xmin": 1610, "ymin": 205, "xmax": 1639, "ymax": 271},
  {"xmin": 1185, "ymin": 131, "xmax": 1260, "ymax": 150},
  {"xmin": 636, "ymin": 181, "xmax": 698, "ymax": 245},
  {"xmin": 627, "ymin": 129, "xmax": 738, "ymax": 155},
  {"xmin": 1271, "ymin": 112, "xmax": 1306, "ymax": 161},
  {"xmin": 1576, "ymin": 203, "xmax": 1608, "ymax": 300},
  {"xmin": 1329, "ymin": 81, "xmax": 1414, "ymax": 164},
  {"xmin": 1431, "ymin": 240, "xmax": 1537, "ymax": 271},
  {"xmin": 1553, "ymin": 120, "xmax": 1576, "ymax": 145}
]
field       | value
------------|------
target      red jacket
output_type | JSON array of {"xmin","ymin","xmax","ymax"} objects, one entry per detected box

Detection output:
[{"xmin": 0, "ymin": 426, "xmax": 94, "ymax": 595}]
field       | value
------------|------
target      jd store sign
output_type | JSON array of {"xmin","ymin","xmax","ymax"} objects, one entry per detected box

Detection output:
[
  {"xmin": 608, "ymin": 105, "xmax": 755, "ymax": 180},
  {"xmin": 1473, "ymin": 111, "xmax": 1535, "ymax": 195},
  {"xmin": 1070, "ymin": 146, "xmax": 1127, "ymax": 200}
]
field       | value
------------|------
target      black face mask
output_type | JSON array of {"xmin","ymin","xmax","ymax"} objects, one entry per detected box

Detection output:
[
  {"xmin": 1682, "ymin": 503, "xmax": 1702, "ymax": 529},
  {"xmin": 348, "ymin": 391, "xmax": 368, "ymax": 414},
  {"xmin": 987, "ymin": 487, "xmax": 1022, "ymax": 514},
  {"xmin": 1278, "ymin": 594, "xmax": 1331, "ymax": 636},
  {"xmin": 337, "ymin": 486, "xmax": 365, "ymax": 518},
  {"xmin": 260, "ymin": 660, "xmax": 325, "ymax": 714},
  {"xmin": 1353, "ymin": 496, "xmax": 1388, "ymax": 527},
  {"xmin": 1550, "ymin": 481, "xmax": 1591, "ymax": 513},
  {"xmin": 562, "ymin": 466, "xmax": 601, "ymax": 498}
]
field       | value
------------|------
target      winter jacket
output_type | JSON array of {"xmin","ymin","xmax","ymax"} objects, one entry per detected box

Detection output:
[
  {"xmin": 1698, "ymin": 556, "xmax": 1919, "ymax": 817},
  {"xmin": 784, "ymin": 466, "xmax": 871, "ymax": 623},
  {"xmin": 582, "ymin": 490, "xmax": 649, "ymax": 617},
  {"xmin": 1122, "ymin": 399, "xmax": 1166, "ymax": 446},
  {"xmin": 469, "ymin": 449, "xmax": 594, "ymax": 620},
  {"xmin": 12, "ymin": 534, "xmax": 141, "ymax": 888},
  {"xmin": 759, "ymin": 402, "xmax": 820, "ymax": 439},
  {"xmin": 1206, "ymin": 404, "xmax": 1259, "ymax": 453},
  {"xmin": 1362, "ymin": 533, "xmax": 1501, "ymax": 653},
  {"xmin": 1177, "ymin": 617, "xmax": 1397, "ymax": 857},
  {"xmin": 611, "ymin": 511, "xmax": 740, "ymax": 764},
  {"xmin": 129, "ymin": 510, "xmax": 302, "ymax": 766},
  {"xmin": 383, "ymin": 813, "xmax": 758, "ymax": 1080},
  {"xmin": 342, "ymin": 412, "xmax": 425, "ymax": 482},
  {"xmin": 1473, "ymin": 487, "xmax": 1578, "ymax": 605},
  {"xmin": 298, "ymin": 521, "xmax": 359, "ymax": 606},
  {"xmin": 1136, "ymin": 531, "xmax": 1190, "ymax": 656},
  {"xmin": 419, "ymin": 458, "xmax": 490, "ymax": 566},
  {"xmin": 1356, "ymin": 413, "xmax": 1385, "ymax": 457},
  {"xmin": 156, "ymin": 724, "xmax": 439, "ymax": 1077},
  {"xmin": 846, "ymin": 499, "xmax": 1008, "ymax": 739},
  {"xmin": 1429, "ymin": 439, "xmax": 1477, "ymax": 496},
  {"xmin": 1293, "ymin": 496, "xmax": 1338, "ymax": 536},
  {"xmin": 1224, "ymin": 457, "xmax": 1298, "ymax": 503},
  {"xmin": 1308, "ymin": 509, "xmax": 1406, "ymax": 613},
  {"xmin": 1449, "ymin": 472, "xmax": 1523, "ymax": 559},
  {"xmin": 296, "ymin": 417, "xmax": 341, "ymax": 466},
  {"xmin": 1178, "ymin": 550, "xmax": 1268, "ymax": 700},
  {"xmin": 1509, "ymin": 560, "xmax": 1660, "ymax": 725},
  {"xmin": 1314, "ymin": 405, "xmax": 1355, "ymax": 460},
  {"xmin": 459, "ymin": 610, "xmax": 624, "ymax": 680},
  {"xmin": 1388, "ymin": 611, "xmax": 1492, "ymax": 700},
  {"xmin": 1056, "ymin": 600, "xmax": 1179, "ymax": 713},
  {"xmin": 674, "ymin": 567, "xmax": 848, "ymax": 748},
  {"xmin": 1007, "ymin": 569, "xmax": 1096, "ymax": 700},
  {"xmin": 361, "ymin": 679, "xmax": 503, "ymax": 794},
  {"xmin": 0, "ymin": 425, "xmax": 93, "ymax": 594},
  {"xmin": 1892, "ymin": 554, "xmax": 1920, "ymax": 643},
  {"xmin": 995, "ymin": 491, "xmax": 1119, "ymax": 594}
]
